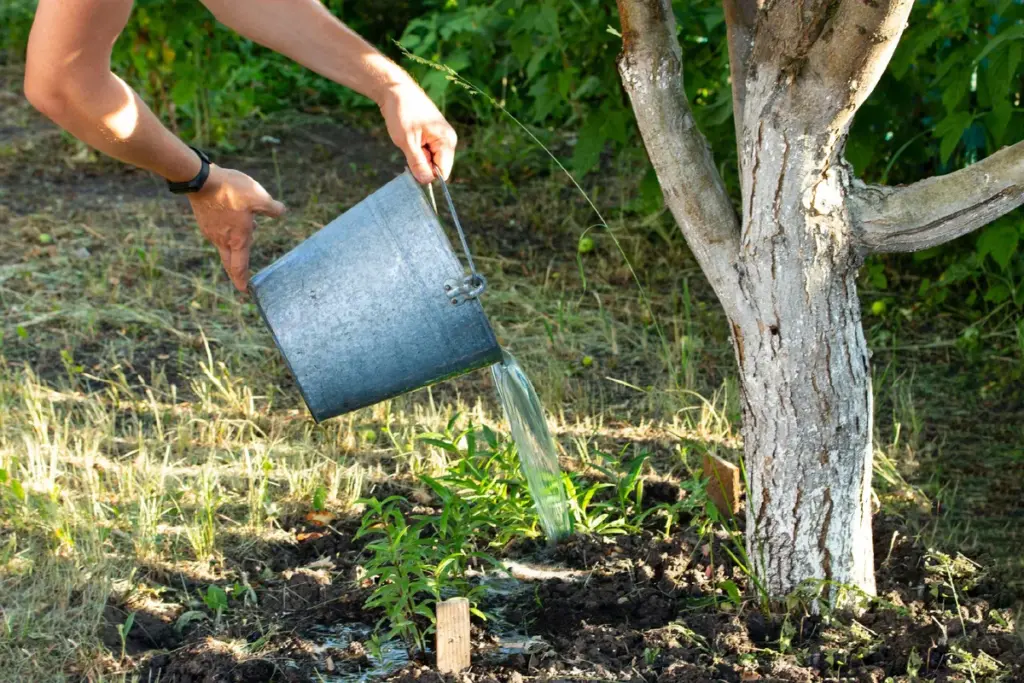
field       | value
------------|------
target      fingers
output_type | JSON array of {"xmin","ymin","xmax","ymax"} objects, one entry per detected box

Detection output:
[
  {"xmin": 215, "ymin": 227, "xmax": 253, "ymax": 292},
  {"xmin": 227, "ymin": 237, "xmax": 251, "ymax": 292},
  {"xmin": 426, "ymin": 124, "xmax": 457, "ymax": 181},
  {"xmin": 192, "ymin": 169, "xmax": 284, "ymax": 294},
  {"xmin": 403, "ymin": 133, "xmax": 435, "ymax": 184},
  {"xmin": 430, "ymin": 137, "xmax": 455, "ymax": 181},
  {"xmin": 215, "ymin": 244, "xmax": 239, "ymax": 291}
]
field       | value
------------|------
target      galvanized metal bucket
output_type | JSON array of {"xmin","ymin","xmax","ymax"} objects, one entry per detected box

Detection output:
[{"xmin": 249, "ymin": 170, "xmax": 502, "ymax": 422}]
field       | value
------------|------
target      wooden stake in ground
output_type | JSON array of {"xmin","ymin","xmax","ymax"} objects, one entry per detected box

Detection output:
[
  {"xmin": 703, "ymin": 453, "xmax": 741, "ymax": 517},
  {"xmin": 436, "ymin": 597, "xmax": 471, "ymax": 674}
]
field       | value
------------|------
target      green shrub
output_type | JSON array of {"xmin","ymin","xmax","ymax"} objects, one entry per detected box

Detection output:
[{"xmin": 3, "ymin": 0, "xmax": 1021, "ymax": 319}]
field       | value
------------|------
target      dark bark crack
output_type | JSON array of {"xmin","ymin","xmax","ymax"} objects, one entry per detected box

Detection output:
[{"xmin": 818, "ymin": 488, "xmax": 834, "ymax": 585}]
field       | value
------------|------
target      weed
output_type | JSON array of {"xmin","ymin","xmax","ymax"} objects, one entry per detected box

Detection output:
[
  {"xmin": 925, "ymin": 550, "xmax": 984, "ymax": 603},
  {"xmin": 203, "ymin": 584, "xmax": 230, "ymax": 629},
  {"xmin": 244, "ymin": 448, "xmax": 277, "ymax": 530},
  {"xmin": 115, "ymin": 612, "xmax": 135, "ymax": 661},
  {"xmin": 589, "ymin": 449, "xmax": 648, "ymax": 522},
  {"xmin": 948, "ymin": 646, "xmax": 1008, "ymax": 682},
  {"xmin": 178, "ymin": 467, "xmax": 220, "ymax": 561}
]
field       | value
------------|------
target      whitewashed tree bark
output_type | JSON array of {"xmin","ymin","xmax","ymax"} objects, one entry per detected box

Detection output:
[{"xmin": 616, "ymin": 0, "xmax": 1024, "ymax": 598}]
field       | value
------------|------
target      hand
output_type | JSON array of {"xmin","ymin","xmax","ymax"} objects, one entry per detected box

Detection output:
[
  {"xmin": 379, "ymin": 80, "xmax": 458, "ymax": 184},
  {"xmin": 188, "ymin": 165, "xmax": 286, "ymax": 292}
]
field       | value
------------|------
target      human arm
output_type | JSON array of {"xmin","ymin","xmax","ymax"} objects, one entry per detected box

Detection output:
[
  {"xmin": 198, "ymin": 0, "xmax": 456, "ymax": 182},
  {"xmin": 24, "ymin": 0, "xmax": 286, "ymax": 292},
  {"xmin": 24, "ymin": 0, "xmax": 204, "ymax": 182}
]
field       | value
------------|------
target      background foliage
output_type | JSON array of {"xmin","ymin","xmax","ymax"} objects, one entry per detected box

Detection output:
[{"xmin": 1, "ymin": 0, "xmax": 1022, "ymax": 322}]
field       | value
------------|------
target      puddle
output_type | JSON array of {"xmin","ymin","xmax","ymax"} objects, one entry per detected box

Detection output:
[
  {"xmin": 307, "ymin": 572, "xmax": 557, "ymax": 680},
  {"xmin": 309, "ymin": 623, "xmax": 410, "ymax": 682}
]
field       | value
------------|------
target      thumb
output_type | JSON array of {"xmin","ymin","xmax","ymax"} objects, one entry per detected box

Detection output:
[
  {"xmin": 249, "ymin": 180, "xmax": 286, "ymax": 218},
  {"xmin": 254, "ymin": 196, "xmax": 287, "ymax": 218}
]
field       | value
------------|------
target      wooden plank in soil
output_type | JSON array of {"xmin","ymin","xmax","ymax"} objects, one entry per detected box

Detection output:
[
  {"xmin": 703, "ymin": 453, "xmax": 742, "ymax": 517},
  {"xmin": 436, "ymin": 597, "xmax": 471, "ymax": 674}
]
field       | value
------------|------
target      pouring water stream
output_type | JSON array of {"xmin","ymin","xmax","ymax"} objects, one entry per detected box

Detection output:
[{"xmin": 489, "ymin": 349, "xmax": 572, "ymax": 541}]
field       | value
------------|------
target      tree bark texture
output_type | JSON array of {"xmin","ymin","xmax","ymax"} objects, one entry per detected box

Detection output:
[
  {"xmin": 734, "ymin": 124, "xmax": 875, "ymax": 597},
  {"xmin": 617, "ymin": 0, "xmax": 1024, "ymax": 599}
]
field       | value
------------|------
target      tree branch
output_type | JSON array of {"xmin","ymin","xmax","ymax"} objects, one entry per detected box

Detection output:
[
  {"xmin": 850, "ymin": 141, "xmax": 1024, "ymax": 253},
  {"xmin": 740, "ymin": 1, "xmax": 913, "ymax": 130},
  {"xmin": 617, "ymin": 0, "xmax": 743, "ymax": 309},
  {"xmin": 721, "ymin": 0, "xmax": 762, "ymax": 140},
  {"xmin": 807, "ymin": 0, "xmax": 914, "ymax": 123}
]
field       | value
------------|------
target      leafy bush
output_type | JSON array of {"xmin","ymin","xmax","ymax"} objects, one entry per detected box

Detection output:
[
  {"xmin": 0, "ymin": 0, "xmax": 35, "ymax": 56},
  {"xmin": 398, "ymin": 0, "xmax": 733, "ymax": 178},
  {"xmin": 851, "ymin": 1, "xmax": 1024, "ymax": 319},
  {"xmin": 3, "ymin": 0, "xmax": 1020, "ymax": 318}
]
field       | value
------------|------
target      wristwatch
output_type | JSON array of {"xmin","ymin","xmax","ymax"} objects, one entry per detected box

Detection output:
[{"xmin": 167, "ymin": 146, "xmax": 211, "ymax": 194}]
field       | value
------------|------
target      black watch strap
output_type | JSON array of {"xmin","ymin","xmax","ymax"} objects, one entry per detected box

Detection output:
[{"xmin": 167, "ymin": 146, "xmax": 211, "ymax": 194}]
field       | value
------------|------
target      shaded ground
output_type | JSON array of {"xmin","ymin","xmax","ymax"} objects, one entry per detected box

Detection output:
[{"xmin": 1, "ymin": 63, "xmax": 1022, "ymax": 683}]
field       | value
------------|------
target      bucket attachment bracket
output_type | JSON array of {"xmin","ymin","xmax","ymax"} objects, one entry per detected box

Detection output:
[{"xmin": 444, "ymin": 274, "xmax": 487, "ymax": 305}]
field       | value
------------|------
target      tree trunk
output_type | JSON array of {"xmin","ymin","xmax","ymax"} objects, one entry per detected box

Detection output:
[
  {"xmin": 733, "ymin": 121, "xmax": 874, "ymax": 598},
  {"xmin": 617, "ymin": 0, "xmax": 1024, "ymax": 601}
]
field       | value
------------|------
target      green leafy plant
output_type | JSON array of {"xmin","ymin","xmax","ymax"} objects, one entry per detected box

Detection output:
[
  {"xmin": 356, "ymin": 496, "xmax": 439, "ymax": 654},
  {"xmin": 355, "ymin": 488, "xmax": 496, "ymax": 656},
  {"xmin": 115, "ymin": 612, "xmax": 136, "ymax": 661},
  {"xmin": 202, "ymin": 584, "xmax": 229, "ymax": 628},
  {"xmin": 0, "ymin": 467, "xmax": 27, "ymax": 508},
  {"xmin": 419, "ymin": 422, "xmax": 541, "ymax": 545},
  {"xmin": 311, "ymin": 484, "xmax": 328, "ymax": 513},
  {"xmin": 590, "ymin": 449, "xmax": 648, "ymax": 521},
  {"xmin": 562, "ymin": 474, "xmax": 624, "ymax": 535},
  {"xmin": 947, "ymin": 646, "xmax": 1007, "ymax": 682}
]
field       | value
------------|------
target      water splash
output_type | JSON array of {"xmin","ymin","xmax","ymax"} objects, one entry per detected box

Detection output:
[{"xmin": 490, "ymin": 349, "xmax": 572, "ymax": 540}]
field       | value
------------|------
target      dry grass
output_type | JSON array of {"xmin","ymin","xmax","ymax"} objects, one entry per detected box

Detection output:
[{"xmin": 1, "ymin": 66, "xmax": 1021, "ymax": 681}]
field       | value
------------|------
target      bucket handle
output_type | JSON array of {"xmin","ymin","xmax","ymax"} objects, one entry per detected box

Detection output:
[{"xmin": 430, "ymin": 164, "xmax": 486, "ymax": 305}]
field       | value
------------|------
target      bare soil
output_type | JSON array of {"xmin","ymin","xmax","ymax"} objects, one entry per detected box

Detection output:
[{"xmin": 119, "ymin": 499, "xmax": 1023, "ymax": 683}]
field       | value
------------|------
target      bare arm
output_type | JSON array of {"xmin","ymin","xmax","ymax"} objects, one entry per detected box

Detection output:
[
  {"xmin": 24, "ymin": 0, "xmax": 456, "ymax": 291},
  {"xmin": 25, "ymin": 0, "xmax": 286, "ymax": 292},
  {"xmin": 24, "ymin": 0, "xmax": 202, "ymax": 182},
  {"xmin": 199, "ymin": 0, "xmax": 456, "ymax": 181}
]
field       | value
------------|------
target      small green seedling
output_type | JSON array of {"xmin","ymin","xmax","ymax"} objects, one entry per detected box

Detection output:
[
  {"xmin": 312, "ymin": 485, "xmax": 328, "ymax": 512},
  {"xmin": 203, "ymin": 585, "xmax": 229, "ymax": 628},
  {"xmin": 116, "ymin": 612, "xmax": 135, "ymax": 660}
]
